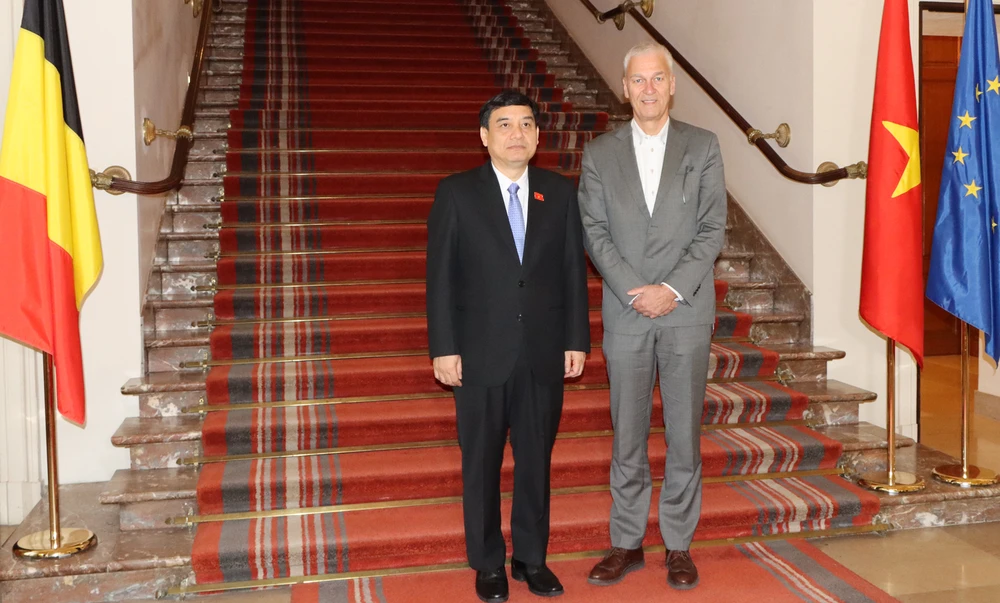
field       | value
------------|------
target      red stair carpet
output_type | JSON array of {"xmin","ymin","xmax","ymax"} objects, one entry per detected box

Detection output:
[
  {"xmin": 187, "ymin": 0, "xmax": 890, "ymax": 598},
  {"xmin": 290, "ymin": 540, "xmax": 899, "ymax": 603}
]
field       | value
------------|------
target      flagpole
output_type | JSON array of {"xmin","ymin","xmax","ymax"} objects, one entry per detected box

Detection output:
[
  {"xmin": 932, "ymin": 322, "xmax": 998, "ymax": 487},
  {"xmin": 859, "ymin": 338, "xmax": 925, "ymax": 494},
  {"xmin": 12, "ymin": 353, "xmax": 97, "ymax": 559}
]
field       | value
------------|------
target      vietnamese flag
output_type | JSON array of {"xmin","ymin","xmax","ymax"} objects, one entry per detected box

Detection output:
[
  {"xmin": 0, "ymin": 0, "xmax": 102, "ymax": 424},
  {"xmin": 860, "ymin": 0, "xmax": 924, "ymax": 367}
]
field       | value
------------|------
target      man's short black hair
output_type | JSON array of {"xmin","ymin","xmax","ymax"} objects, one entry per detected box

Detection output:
[{"xmin": 479, "ymin": 90, "xmax": 540, "ymax": 129}]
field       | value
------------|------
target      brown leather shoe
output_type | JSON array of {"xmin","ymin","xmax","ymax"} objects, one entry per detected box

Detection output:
[
  {"xmin": 666, "ymin": 550, "xmax": 699, "ymax": 590},
  {"xmin": 587, "ymin": 547, "xmax": 645, "ymax": 586}
]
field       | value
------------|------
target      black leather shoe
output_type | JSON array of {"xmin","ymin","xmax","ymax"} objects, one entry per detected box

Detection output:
[
  {"xmin": 475, "ymin": 568, "xmax": 509, "ymax": 602},
  {"xmin": 510, "ymin": 559, "xmax": 564, "ymax": 597}
]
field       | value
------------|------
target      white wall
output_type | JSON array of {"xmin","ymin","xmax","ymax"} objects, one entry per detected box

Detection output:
[
  {"xmin": 545, "ymin": 0, "xmax": 922, "ymax": 435},
  {"xmin": 133, "ymin": 1, "xmax": 200, "ymax": 300}
]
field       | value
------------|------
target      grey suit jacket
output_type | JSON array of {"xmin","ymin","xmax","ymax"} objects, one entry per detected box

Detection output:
[{"xmin": 578, "ymin": 119, "xmax": 727, "ymax": 334}]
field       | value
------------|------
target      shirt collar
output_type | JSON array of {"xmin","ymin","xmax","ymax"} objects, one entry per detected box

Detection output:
[
  {"xmin": 630, "ymin": 118, "xmax": 670, "ymax": 145},
  {"xmin": 491, "ymin": 162, "xmax": 529, "ymax": 196}
]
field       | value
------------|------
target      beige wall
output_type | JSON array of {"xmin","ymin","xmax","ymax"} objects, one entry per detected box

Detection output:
[
  {"xmin": 545, "ymin": 0, "xmax": 817, "ymax": 288},
  {"xmin": 133, "ymin": 1, "xmax": 200, "ymax": 301},
  {"xmin": 56, "ymin": 0, "xmax": 141, "ymax": 483},
  {"xmin": 545, "ymin": 0, "xmax": 924, "ymax": 435},
  {"xmin": 811, "ymin": 0, "xmax": 921, "ymax": 435}
]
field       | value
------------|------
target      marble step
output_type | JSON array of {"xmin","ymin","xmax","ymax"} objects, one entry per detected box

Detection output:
[
  {"xmin": 876, "ymin": 442, "xmax": 1000, "ymax": 529},
  {"xmin": 0, "ymin": 482, "xmax": 191, "ymax": 603},
  {"xmin": 185, "ymin": 132, "xmax": 228, "ymax": 159},
  {"xmin": 145, "ymin": 256, "xmax": 779, "ymax": 312},
  {"xmin": 100, "ymin": 467, "xmax": 198, "ymax": 531},
  {"xmin": 6, "ymin": 441, "xmax": 998, "ymax": 602},
  {"xmin": 104, "ymin": 420, "xmax": 894, "ymax": 531},
  {"xmin": 215, "ymin": 0, "xmax": 541, "ymax": 7},
  {"xmin": 214, "ymin": 2, "xmax": 545, "ymax": 17},
  {"xmin": 160, "ymin": 203, "xmax": 220, "ymax": 233},
  {"xmin": 145, "ymin": 282, "xmax": 804, "ymax": 342},
  {"xmin": 121, "ymin": 369, "xmax": 873, "ymax": 424},
  {"xmin": 125, "ymin": 343, "xmax": 850, "ymax": 467},
  {"xmin": 205, "ymin": 41, "xmax": 576, "ymax": 66},
  {"xmin": 143, "ymin": 302, "xmax": 807, "ymax": 375},
  {"xmin": 151, "ymin": 229, "xmax": 749, "ymax": 272},
  {"xmin": 196, "ymin": 83, "xmax": 599, "ymax": 107},
  {"xmin": 198, "ymin": 65, "xmax": 588, "ymax": 91},
  {"xmin": 142, "ymin": 316, "xmax": 819, "ymax": 378}
]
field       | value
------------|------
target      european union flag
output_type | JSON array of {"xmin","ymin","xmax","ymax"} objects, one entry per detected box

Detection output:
[{"xmin": 926, "ymin": 0, "xmax": 1000, "ymax": 361}]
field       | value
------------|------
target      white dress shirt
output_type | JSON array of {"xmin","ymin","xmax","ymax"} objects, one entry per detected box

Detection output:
[
  {"xmin": 629, "ymin": 119, "xmax": 683, "ymax": 304},
  {"xmin": 492, "ymin": 163, "xmax": 530, "ymax": 227},
  {"xmin": 631, "ymin": 118, "xmax": 669, "ymax": 216}
]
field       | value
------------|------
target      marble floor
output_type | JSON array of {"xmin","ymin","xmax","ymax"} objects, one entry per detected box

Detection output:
[
  {"xmin": 814, "ymin": 523, "xmax": 1000, "ymax": 602},
  {"xmin": 808, "ymin": 354, "xmax": 1000, "ymax": 603}
]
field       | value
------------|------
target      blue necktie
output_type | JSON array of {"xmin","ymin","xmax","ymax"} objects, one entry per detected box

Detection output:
[{"xmin": 507, "ymin": 182, "xmax": 525, "ymax": 263}]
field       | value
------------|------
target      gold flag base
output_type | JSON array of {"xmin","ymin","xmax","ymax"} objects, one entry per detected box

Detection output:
[
  {"xmin": 858, "ymin": 470, "xmax": 926, "ymax": 494},
  {"xmin": 932, "ymin": 464, "xmax": 999, "ymax": 487},
  {"xmin": 13, "ymin": 528, "xmax": 96, "ymax": 559}
]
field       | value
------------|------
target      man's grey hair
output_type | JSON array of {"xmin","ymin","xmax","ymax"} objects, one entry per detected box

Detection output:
[{"xmin": 622, "ymin": 42, "xmax": 674, "ymax": 76}]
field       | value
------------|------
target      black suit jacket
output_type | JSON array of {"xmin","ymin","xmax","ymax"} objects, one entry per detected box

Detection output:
[{"xmin": 426, "ymin": 163, "xmax": 591, "ymax": 386}]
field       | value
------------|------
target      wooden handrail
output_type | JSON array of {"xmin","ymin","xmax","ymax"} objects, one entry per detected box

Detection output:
[
  {"xmin": 91, "ymin": 0, "xmax": 218, "ymax": 195},
  {"xmin": 580, "ymin": 0, "xmax": 867, "ymax": 186}
]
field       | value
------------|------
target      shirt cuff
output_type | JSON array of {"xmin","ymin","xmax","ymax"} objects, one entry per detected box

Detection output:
[{"xmin": 661, "ymin": 282, "xmax": 683, "ymax": 302}]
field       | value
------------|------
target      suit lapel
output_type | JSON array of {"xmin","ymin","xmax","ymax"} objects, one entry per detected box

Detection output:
[
  {"xmin": 476, "ymin": 162, "xmax": 520, "ymax": 261},
  {"xmin": 614, "ymin": 128, "xmax": 650, "ymax": 221},
  {"xmin": 651, "ymin": 120, "xmax": 689, "ymax": 219},
  {"xmin": 523, "ymin": 166, "xmax": 547, "ymax": 267}
]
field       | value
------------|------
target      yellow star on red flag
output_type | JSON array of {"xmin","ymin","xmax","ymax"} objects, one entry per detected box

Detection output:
[{"xmin": 882, "ymin": 121, "xmax": 921, "ymax": 197}]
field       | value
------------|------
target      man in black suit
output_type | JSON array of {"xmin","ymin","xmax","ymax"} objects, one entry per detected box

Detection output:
[{"xmin": 426, "ymin": 91, "xmax": 591, "ymax": 602}]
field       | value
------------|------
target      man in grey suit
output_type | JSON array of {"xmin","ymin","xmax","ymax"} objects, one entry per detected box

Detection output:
[{"xmin": 578, "ymin": 42, "xmax": 727, "ymax": 591}]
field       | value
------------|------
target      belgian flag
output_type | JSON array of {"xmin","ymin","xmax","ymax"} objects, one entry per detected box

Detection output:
[{"xmin": 0, "ymin": 0, "xmax": 102, "ymax": 425}]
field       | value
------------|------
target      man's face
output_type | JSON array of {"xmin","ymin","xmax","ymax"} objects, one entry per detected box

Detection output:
[
  {"xmin": 480, "ymin": 105, "xmax": 539, "ymax": 172},
  {"xmin": 623, "ymin": 51, "xmax": 675, "ymax": 126}
]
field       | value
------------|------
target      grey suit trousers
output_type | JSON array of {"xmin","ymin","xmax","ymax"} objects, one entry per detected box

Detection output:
[{"xmin": 603, "ymin": 323, "xmax": 711, "ymax": 550}]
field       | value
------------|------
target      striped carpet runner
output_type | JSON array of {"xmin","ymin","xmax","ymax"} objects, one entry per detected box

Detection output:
[{"xmin": 189, "ymin": 0, "xmax": 881, "ymax": 589}]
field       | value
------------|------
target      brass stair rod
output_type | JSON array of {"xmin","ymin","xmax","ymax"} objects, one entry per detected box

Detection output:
[
  {"xmin": 932, "ymin": 322, "xmax": 999, "ymax": 486},
  {"xmin": 859, "ymin": 338, "xmax": 924, "ymax": 494}
]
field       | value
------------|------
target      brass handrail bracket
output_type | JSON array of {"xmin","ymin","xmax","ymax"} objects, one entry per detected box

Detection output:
[
  {"xmin": 143, "ymin": 118, "xmax": 194, "ymax": 146},
  {"xmin": 747, "ymin": 123, "xmax": 791, "ymax": 148},
  {"xmin": 184, "ymin": 0, "xmax": 204, "ymax": 17},
  {"xmin": 601, "ymin": 0, "xmax": 654, "ymax": 29},
  {"xmin": 90, "ymin": 166, "xmax": 132, "ymax": 195}
]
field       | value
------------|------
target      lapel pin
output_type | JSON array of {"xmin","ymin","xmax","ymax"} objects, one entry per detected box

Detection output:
[{"xmin": 534, "ymin": 192, "xmax": 544, "ymax": 202}]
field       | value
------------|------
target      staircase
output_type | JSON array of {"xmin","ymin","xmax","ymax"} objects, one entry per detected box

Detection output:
[{"xmin": 1, "ymin": 0, "xmax": 967, "ymax": 601}]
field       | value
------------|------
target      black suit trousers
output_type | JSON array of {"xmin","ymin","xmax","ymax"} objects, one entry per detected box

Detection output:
[{"xmin": 453, "ymin": 348, "xmax": 564, "ymax": 571}]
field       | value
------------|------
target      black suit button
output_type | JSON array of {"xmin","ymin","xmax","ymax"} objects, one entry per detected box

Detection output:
[
  {"xmin": 517, "ymin": 314, "xmax": 523, "ymax": 322},
  {"xmin": 518, "ymin": 280, "xmax": 525, "ymax": 288}
]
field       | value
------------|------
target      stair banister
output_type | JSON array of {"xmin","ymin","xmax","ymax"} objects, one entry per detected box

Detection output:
[
  {"xmin": 89, "ymin": 0, "xmax": 219, "ymax": 195},
  {"xmin": 580, "ymin": 0, "xmax": 868, "ymax": 186}
]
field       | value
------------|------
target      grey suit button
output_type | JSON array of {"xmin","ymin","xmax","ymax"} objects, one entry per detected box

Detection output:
[
  {"xmin": 518, "ymin": 280, "xmax": 525, "ymax": 288},
  {"xmin": 517, "ymin": 314, "xmax": 523, "ymax": 322}
]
